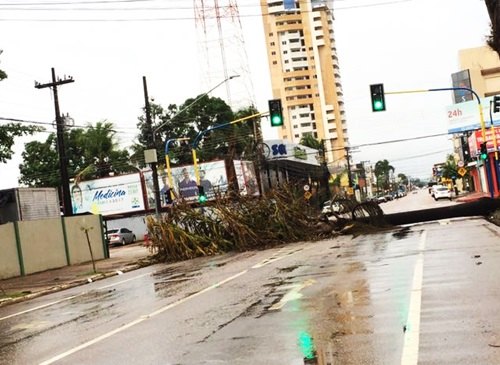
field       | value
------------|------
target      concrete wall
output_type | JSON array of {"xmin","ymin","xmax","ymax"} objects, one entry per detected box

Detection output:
[
  {"xmin": 0, "ymin": 215, "xmax": 107, "ymax": 280},
  {"xmin": 0, "ymin": 223, "xmax": 21, "ymax": 279},
  {"xmin": 18, "ymin": 218, "xmax": 68, "ymax": 275},
  {"xmin": 65, "ymin": 215, "xmax": 106, "ymax": 265}
]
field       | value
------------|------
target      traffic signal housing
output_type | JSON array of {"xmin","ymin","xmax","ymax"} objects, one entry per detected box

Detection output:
[
  {"xmin": 197, "ymin": 185, "xmax": 207, "ymax": 203},
  {"xmin": 370, "ymin": 83, "xmax": 386, "ymax": 112},
  {"xmin": 268, "ymin": 99, "xmax": 284, "ymax": 127},
  {"xmin": 480, "ymin": 142, "xmax": 488, "ymax": 161},
  {"xmin": 493, "ymin": 96, "xmax": 500, "ymax": 113}
]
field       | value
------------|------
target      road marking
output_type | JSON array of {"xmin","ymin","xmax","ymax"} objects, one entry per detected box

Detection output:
[
  {"xmin": 401, "ymin": 230, "xmax": 426, "ymax": 365},
  {"xmin": 268, "ymin": 279, "xmax": 315, "ymax": 310},
  {"xmin": 0, "ymin": 273, "xmax": 151, "ymax": 322},
  {"xmin": 38, "ymin": 270, "xmax": 248, "ymax": 365},
  {"xmin": 252, "ymin": 247, "xmax": 306, "ymax": 269}
]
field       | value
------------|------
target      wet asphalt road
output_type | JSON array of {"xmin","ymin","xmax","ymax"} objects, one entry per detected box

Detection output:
[{"xmin": 1, "ymin": 217, "xmax": 500, "ymax": 364}]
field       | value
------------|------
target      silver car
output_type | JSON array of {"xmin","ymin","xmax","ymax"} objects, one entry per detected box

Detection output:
[{"xmin": 106, "ymin": 228, "xmax": 136, "ymax": 246}]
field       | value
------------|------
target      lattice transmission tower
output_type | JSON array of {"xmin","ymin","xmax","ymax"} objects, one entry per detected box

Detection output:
[{"xmin": 193, "ymin": 0, "xmax": 256, "ymax": 110}]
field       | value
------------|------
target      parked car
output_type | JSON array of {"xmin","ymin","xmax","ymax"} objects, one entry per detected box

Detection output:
[
  {"xmin": 432, "ymin": 186, "xmax": 452, "ymax": 201},
  {"xmin": 321, "ymin": 200, "xmax": 341, "ymax": 215},
  {"xmin": 106, "ymin": 228, "xmax": 136, "ymax": 246}
]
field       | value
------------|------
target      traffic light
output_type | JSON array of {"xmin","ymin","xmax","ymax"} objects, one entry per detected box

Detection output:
[
  {"xmin": 370, "ymin": 83, "xmax": 386, "ymax": 112},
  {"xmin": 268, "ymin": 99, "xmax": 284, "ymax": 127},
  {"xmin": 480, "ymin": 142, "xmax": 488, "ymax": 161},
  {"xmin": 493, "ymin": 96, "xmax": 500, "ymax": 113},
  {"xmin": 197, "ymin": 185, "xmax": 207, "ymax": 203}
]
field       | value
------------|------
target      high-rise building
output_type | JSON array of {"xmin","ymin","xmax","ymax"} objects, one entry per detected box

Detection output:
[{"xmin": 260, "ymin": 0, "xmax": 348, "ymax": 170}]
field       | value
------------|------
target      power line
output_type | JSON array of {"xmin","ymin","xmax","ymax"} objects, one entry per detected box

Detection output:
[{"xmin": 0, "ymin": 0, "xmax": 414, "ymax": 21}]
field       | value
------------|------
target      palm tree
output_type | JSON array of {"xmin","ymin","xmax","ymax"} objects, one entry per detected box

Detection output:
[{"xmin": 374, "ymin": 159, "xmax": 395, "ymax": 192}]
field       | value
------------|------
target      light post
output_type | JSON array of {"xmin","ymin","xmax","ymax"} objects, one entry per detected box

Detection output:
[
  {"xmin": 164, "ymin": 137, "xmax": 190, "ymax": 201},
  {"xmin": 488, "ymin": 99, "xmax": 500, "ymax": 190}
]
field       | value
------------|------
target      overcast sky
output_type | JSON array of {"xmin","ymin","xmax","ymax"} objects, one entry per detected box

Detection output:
[{"xmin": 0, "ymin": 0, "xmax": 492, "ymax": 189}]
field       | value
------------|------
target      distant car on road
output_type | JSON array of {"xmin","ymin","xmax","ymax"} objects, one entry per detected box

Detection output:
[
  {"xmin": 432, "ymin": 185, "xmax": 452, "ymax": 201},
  {"xmin": 106, "ymin": 228, "xmax": 136, "ymax": 246}
]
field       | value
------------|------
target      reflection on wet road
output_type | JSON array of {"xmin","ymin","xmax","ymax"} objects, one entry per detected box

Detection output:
[{"xmin": 0, "ymin": 217, "xmax": 499, "ymax": 364}]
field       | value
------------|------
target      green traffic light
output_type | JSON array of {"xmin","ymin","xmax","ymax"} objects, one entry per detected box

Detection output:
[
  {"xmin": 481, "ymin": 152, "xmax": 488, "ymax": 160},
  {"xmin": 198, "ymin": 194, "xmax": 207, "ymax": 203},
  {"xmin": 373, "ymin": 100, "xmax": 384, "ymax": 111},
  {"xmin": 271, "ymin": 115, "xmax": 283, "ymax": 126}
]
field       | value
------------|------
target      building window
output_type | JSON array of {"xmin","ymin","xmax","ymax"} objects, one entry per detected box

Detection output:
[
  {"xmin": 270, "ymin": 42, "xmax": 275, "ymax": 46},
  {"xmin": 271, "ymin": 51, "xmax": 276, "ymax": 55},
  {"xmin": 273, "ymin": 61, "xmax": 278, "ymax": 65}
]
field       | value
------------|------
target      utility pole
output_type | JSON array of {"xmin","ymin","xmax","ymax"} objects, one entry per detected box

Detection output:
[
  {"xmin": 345, "ymin": 146, "xmax": 353, "ymax": 189},
  {"xmin": 35, "ymin": 68, "xmax": 74, "ymax": 216},
  {"xmin": 143, "ymin": 76, "xmax": 162, "ymax": 217}
]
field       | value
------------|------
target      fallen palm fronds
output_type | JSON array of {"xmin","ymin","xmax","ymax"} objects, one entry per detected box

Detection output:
[{"xmin": 146, "ymin": 185, "xmax": 388, "ymax": 263}]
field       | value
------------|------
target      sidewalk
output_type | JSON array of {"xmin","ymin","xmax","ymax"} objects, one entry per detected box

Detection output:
[
  {"xmin": 455, "ymin": 191, "xmax": 492, "ymax": 203},
  {"xmin": 0, "ymin": 243, "xmax": 153, "ymax": 308}
]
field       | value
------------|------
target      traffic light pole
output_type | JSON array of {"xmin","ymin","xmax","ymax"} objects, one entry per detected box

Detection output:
[
  {"xmin": 386, "ymin": 86, "xmax": 494, "ymax": 198},
  {"xmin": 165, "ymin": 137, "xmax": 190, "ymax": 201},
  {"xmin": 191, "ymin": 112, "xmax": 264, "ymax": 184},
  {"xmin": 489, "ymin": 100, "xmax": 500, "ymax": 191}
]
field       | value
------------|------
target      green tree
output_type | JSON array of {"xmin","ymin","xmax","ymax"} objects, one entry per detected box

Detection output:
[
  {"xmin": 485, "ymin": 1, "xmax": 500, "ymax": 57},
  {"xmin": 19, "ymin": 122, "xmax": 133, "ymax": 187},
  {"xmin": 300, "ymin": 133, "xmax": 323, "ymax": 151},
  {"xmin": 397, "ymin": 173, "xmax": 408, "ymax": 186},
  {"xmin": 374, "ymin": 159, "xmax": 395, "ymax": 191},
  {"xmin": 0, "ymin": 50, "xmax": 6, "ymax": 81},
  {"xmin": 441, "ymin": 154, "xmax": 459, "ymax": 180},
  {"xmin": 132, "ymin": 96, "xmax": 257, "ymax": 167}
]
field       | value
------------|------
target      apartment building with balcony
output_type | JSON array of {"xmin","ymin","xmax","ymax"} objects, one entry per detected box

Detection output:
[{"xmin": 260, "ymin": 0, "xmax": 348, "ymax": 171}]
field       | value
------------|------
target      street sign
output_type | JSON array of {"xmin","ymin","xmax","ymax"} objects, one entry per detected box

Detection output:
[
  {"xmin": 303, "ymin": 184, "xmax": 310, "ymax": 192},
  {"xmin": 304, "ymin": 191, "xmax": 312, "ymax": 200},
  {"xmin": 457, "ymin": 161, "xmax": 464, "ymax": 168},
  {"xmin": 458, "ymin": 167, "xmax": 467, "ymax": 177}
]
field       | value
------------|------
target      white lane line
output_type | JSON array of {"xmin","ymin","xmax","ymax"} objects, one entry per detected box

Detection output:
[
  {"xmin": 268, "ymin": 279, "xmax": 315, "ymax": 311},
  {"xmin": 401, "ymin": 230, "xmax": 426, "ymax": 365},
  {"xmin": 38, "ymin": 269, "xmax": 248, "ymax": 365},
  {"xmin": 252, "ymin": 247, "xmax": 305, "ymax": 269},
  {"xmin": 0, "ymin": 273, "xmax": 151, "ymax": 322}
]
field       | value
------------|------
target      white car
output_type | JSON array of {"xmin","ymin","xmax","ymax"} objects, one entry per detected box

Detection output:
[
  {"xmin": 432, "ymin": 186, "xmax": 452, "ymax": 201},
  {"xmin": 321, "ymin": 200, "xmax": 341, "ymax": 215}
]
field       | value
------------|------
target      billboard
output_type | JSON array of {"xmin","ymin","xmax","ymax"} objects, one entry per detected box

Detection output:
[
  {"xmin": 446, "ymin": 97, "xmax": 500, "ymax": 134},
  {"xmin": 144, "ymin": 160, "xmax": 229, "ymax": 205},
  {"xmin": 451, "ymin": 70, "xmax": 473, "ymax": 104},
  {"xmin": 234, "ymin": 160, "xmax": 259, "ymax": 196},
  {"xmin": 468, "ymin": 126, "xmax": 500, "ymax": 157},
  {"xmin": 264, "ymin": 139, "xmax": 321, "ymax": 166},
  {"xmin": 70, "ymin": 174, "xmax": 145, "ymax": 216}
]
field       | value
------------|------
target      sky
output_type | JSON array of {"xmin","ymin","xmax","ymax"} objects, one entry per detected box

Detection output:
[{"xmin": 0, "ymin": 0, "xmax": 493, "ymax": 189}]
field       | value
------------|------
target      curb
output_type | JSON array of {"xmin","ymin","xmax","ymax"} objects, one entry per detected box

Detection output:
[{"xmin": 0, "ymin": 263, "xmax": 142, "ymax": 308}]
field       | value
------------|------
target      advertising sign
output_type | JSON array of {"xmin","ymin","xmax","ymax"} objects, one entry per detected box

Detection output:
[
  {"xmin": 468, "ymin": 126, "xmax": 500, "ymax": 157},
  {"xmin": 70, "ymin": 173, "xmax": 145, "ymax": 216},
  {"xmin": 451, "ymin": 70, "xmax": 473, "ymax": 104},
  {"xmin": 234, "ymin": 160, "xmax": 259, "ymax": 196},
  {"xmin": 264, "ymin": 139, "xmax": 321, "ymax": 166},
  {"xmin": 144, "ymin": 160, "xmax": 229, "ymax": 204},
  {"xmin": 447, "ymin": 97, "xmax": 500, "ymax": 134}
]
